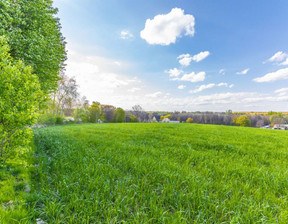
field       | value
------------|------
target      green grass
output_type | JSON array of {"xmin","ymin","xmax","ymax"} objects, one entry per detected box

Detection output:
[
  {"xmin": 0, "ymin": 147, "xmax": 34, "ymax": 224},
  {"xmin": 29, "ymin": 123, "xmax": 288, "ymax": 223}
]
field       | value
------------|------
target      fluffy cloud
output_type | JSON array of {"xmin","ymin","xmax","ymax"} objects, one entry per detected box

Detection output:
[
  {"xmin": 120, "ymin": 30, "xmax": 134, "ymax": 40},
  {"xmin": 166, "ymin": 68, "xmax": 183, "ymax": 77},
  {"xmin": 190, "ymin": 82, "xmax": 231, "ymax": 93},
  {"xmin": 253, "ymin": 68, "xmax": 288, "ymax": 82},
  {"xmin": 265, "ymin": 51, "xmax": 288, "ymax": 66},
  {"xmin": 177, "ymin": 54, "xmax": 192, "ymax": 66},
  {"xmin": 236, "ymin": 68, "xmax": 250, "ymax": 75},
  {"xmin": 268, "ymin": 51, "xmax": 287, "ymax": 62},
  {"xmin": 140, "ymin": 8, "xmax": 195, "ymax": 45},
  {"xmin": 172, "ymin": 71, "xmax": 206, "ymax": 83},
  {"xmin": 178, "ymin": 85, "xmax": 186, "ymax": 90},
  {"xmin": 178, "ymin": 51, "xmax": 210, "ymax": 66},
  {"xmin": 274, "ymin": 88, "xmax": 288, "ymax": 96}
]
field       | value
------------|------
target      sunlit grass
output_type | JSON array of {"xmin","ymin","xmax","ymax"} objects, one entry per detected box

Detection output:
[
  {"xmin": 0, "ymin": 148, "xmax": 33, "ymax": 224},
  {"xmin": 31, "ymin": 123, "xmax": 288, "ymax": 223}
]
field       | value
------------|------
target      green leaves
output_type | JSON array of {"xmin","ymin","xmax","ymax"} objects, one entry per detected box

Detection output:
[
  {"xmin": 0, "ymin": 37, "xmax": 43, "ymax": 158},
  {"xmin": 0, "ymin": 0, "xmax": 66, "ymax": 94}
]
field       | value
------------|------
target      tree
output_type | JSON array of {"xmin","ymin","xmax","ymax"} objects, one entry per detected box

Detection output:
[
  {"xmin": 0, "ymin": 0, "xmax": 66, "ymax": 94},
  {"xmin": 186, "ymin": 118, "xmax": 193, "ymax": 123},
  {"xmin": 0, "ymin": 37, "xmax": 43, "ymax": 158},
  {"xmin": 236, "ymin": 115, "xmax": 251, "ymax": 127},
  {"xmin": 160, "ymin": 114, "xmax": 171, "ymax": 121},
  {"xmin": 89, "ymin": 102, "xmax": 101, "ymax": 123},
  {"xmin": 52, "ymin": 73, "xmax": 79, "ymax": 116},
  {"xmin": 101, "ymin": 105, "xmax": 116, "ymax": 123},
  {"xmin": 114, "ymin": 108, "xmax": 126, "ymax": 123},
  {"xmin": 73, "ymin": 108, "xmax": 90, "ymax": 123},
  {"xmin": 129, "ymin": 114, "xmax": 139, "ymax": 123}
]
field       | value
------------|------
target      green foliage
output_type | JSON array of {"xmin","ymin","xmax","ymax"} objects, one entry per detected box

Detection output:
[
  {"xmin": 31, "ymin": 124, "xmax": 288, "ymax": 223},
  {"xmin": 0, "ymin": 37, "xmax": 43, "ymax": 158},
  {"xmin": 236, "ymin": 115, "xmax": 251, "ymax": 127},
  {"xmin": 114, "ymin": 108, "xmax": 125, "ymax": 123},
  {"xmin": 129, "ymin": 114, "xmax": 139, "ymax": 123},
  {"xmin": 55, "ymin": 115, "xmax": 64, "ymax": 125},
  {"xmin": 0, "ymin": 148, "xmax": 33, "ymax": 223},
  {"xmin": 186, "ymin": 117, "xmax": 193, "ymax": 123},
  {"xmin": 232, "ymin": 115, "xmax": 238, "ymax": 125},
  {"xmin": 38, "ymin": 113, "xmax": 56, "ymax": 125},
  {"xmin": 160, "ymin": 114, "xmax": 171, "ymax": 121},
  {"xmin": 0, "ymin": 0, "xmax": 66, "ymax": 94},
  {"xmin": 73, "ymin": 108, "xmax": 90, "ymax": 123},
  {"xmin": 89, "ymin": 102, "xmax": 101, "ymax": 123}
]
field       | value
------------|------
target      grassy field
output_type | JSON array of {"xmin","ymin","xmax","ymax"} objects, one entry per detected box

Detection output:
[{"xmin": 26, "ymin": 123, "xmax": 288, "ymax": 223}]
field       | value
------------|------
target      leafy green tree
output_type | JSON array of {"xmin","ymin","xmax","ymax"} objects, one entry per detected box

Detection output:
[
  {"xmin": 73, "ymin": 108, "xmax": 90, "ymax": 123},
  {"xmin": 129, "ymin": 114, "xmax": 139, "ymax": 123},
  {"xmin": 89, "ymin": 102, "xmax": 101, "ymax": 123},
  {"xmin": 0, "ymin": 37, "xmax": 43, "ymax": 158},
  {"xmin": 114, "ymin": 108, "xmax": 126, "ymax": 123},
  {"xmin": 236, "ymin": 115, "xmax": 251, "ymax": 127},
  {"xmin": 186, "ymin": 117, "xmax": 193, "ymax": 123},
  {"xmin": 0, "ymin": 0, "xmax": 66, "ymax": 94}
]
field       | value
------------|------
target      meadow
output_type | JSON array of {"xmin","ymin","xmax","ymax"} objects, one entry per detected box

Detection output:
[{"xmin": 27, "ymin": 123, "xmax": 288, "ymax": 223}]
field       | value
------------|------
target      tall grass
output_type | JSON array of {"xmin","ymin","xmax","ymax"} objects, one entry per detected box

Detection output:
[{"xmin": 31, "ymin": 123, "xmax": 288, "ymax": 223}]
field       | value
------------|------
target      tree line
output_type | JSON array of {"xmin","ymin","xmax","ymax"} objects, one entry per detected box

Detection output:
[{"xmin": 0, "ymin": 0, "xmax": 66, "ymax": 158}]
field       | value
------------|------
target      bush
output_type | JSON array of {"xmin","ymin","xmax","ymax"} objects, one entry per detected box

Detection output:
[
  {"xmin": 64, "ymin": 117, "xmax": 75, "ymax": 124},
  {"xmin": 38, "ymin": 113, "xmax": 56, "ymax": 125},
  {"xmin": 73, "ymin": 108, "xmax": 90, "ymax": 123},
  {"xmin": 186, "ymin": 118, "xmax": 193, "ymax": 123},
  {"xmin": 236, "ymin": 115, "xmax": 251, "ymax": 127},
  {"xmin": 55, "ymin": 115, "xmax": 64, "ymax": 125}
]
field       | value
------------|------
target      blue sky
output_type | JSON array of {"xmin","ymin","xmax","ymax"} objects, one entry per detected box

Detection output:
[{"xmin": 53, "ymin": 0, "xmax": 288, "ymax": 111}]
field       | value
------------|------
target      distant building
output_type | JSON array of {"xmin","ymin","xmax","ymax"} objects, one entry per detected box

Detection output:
[
  {"xmin": 162, "ymin": 118, "xmax": 170, "ymax": 123},
  {"xmin": 152, "ymin": 117, "xmax": 158, "ymax": 123},
  {"xmin": 161, "ymin": 118, "xmax": 180, "ymax": 123},
  {"xmin": 273, "ymin": 124, "xmax": 288, "ymax": 130}
]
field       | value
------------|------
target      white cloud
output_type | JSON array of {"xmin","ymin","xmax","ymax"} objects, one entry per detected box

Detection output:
[
  {"xmin": 219, "ymin": 69, "xmax": 226, "ymax": 75},
  {"xmin": 190, "ymin": 82, "xmax": 230, "ymax": 93},
  {"xmin": 177, "ymin": 51, "xmax": 210, "ymax": 66},
  {"xmin": 274, "ymin": 88, "xmax": 288, "ymax": 96},
  {"xmin": 229, "ymin": 84, "xmax": 234, "ymax": 88},
  {"xmin": 128, "ymin": 87, "xmax": 141, "ymax": 93},
  {"xmin": 190, "ymin": 83, "xmax": 216, "ymax": 93},
  {"xmin": 191, "ymin": 51, "xmax": 210, "ymax": 62},
  {"xmin": 178, "ymin": 85, "xmax": 186, "ymax": 90},
  {"xmin": 281, "ymin": 58, "xmax": 288, "ymax": 66},
  {"xmin": 120, "ymin": 30, "xmax": 134, "ymax": 40},
  {"xmin": 268, "ymin": 51, "xmax": 288, "ymax": 62},
  {"xmin": 253, "ymin": 68, "xmax": 288, "ymax": 82},
  {"xmin": 140, "ymin": 8, "xmax": 195, "ymax": 45},
  {"xmin": 165, "ymin": 68, "xmax": 183, "ymax": 77},
  {"xmin": 177, "ymin": 54, "xmax": 192, "ymax": 66},
  {"xmin": 146, "ymin": 91, "xmax": 163, "ymax": 98},
  {"xmin": 218, "ymin": 82, "xmax": 228, "ymax": 87},
  {"xmin": 172, "ymin": 71, "xmax": 206, "ymax": 83},
  {"xmin": 236, "ymin": 68, "xmax": 250, "ymax": 75},
  {"xmin": 265, "ymin": 51, "xmax": 288, "ymax": 66}
]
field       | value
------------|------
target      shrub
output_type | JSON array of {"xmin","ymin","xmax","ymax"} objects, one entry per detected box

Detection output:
[
  {"xmin": 55, "ymin": 115, "xmax": 64, "ymax": 125},
  {"xmin": 38, "ymin": 113, "xmax": 56, "ymax": 125},
  {"xmin": 0, "ymin": 37, "xmax": 43, "ymax": 158},
  {"xmin": 236, "ymin": 115, "xmax": 251, "ymax": 127},
  {"xmin": 186, "ymin": 118, "xmax": 193, "ymax": 123}
]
